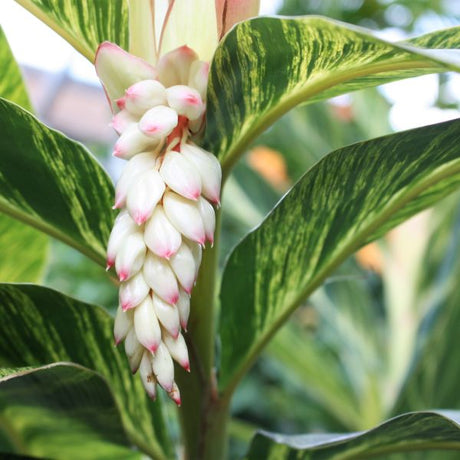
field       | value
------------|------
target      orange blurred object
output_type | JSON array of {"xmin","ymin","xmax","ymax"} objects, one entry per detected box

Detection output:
[{"xmin": 247, "ymin": 146, "xmax": 290, "ymax": 190}]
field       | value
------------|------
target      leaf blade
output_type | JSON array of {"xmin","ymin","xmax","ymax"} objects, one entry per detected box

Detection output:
[{"xmin": 219, "ymin": 119, "xmax": 460, "ymax": 393}]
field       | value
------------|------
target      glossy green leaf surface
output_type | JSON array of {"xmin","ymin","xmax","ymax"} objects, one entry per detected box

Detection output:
[
  {"xmin": 205, "ymin": 17, "xmax": 460, "ymax": 170},
  {"xmin": 14, "ymin": 0, "xmax": 129, "ymax": 61},
  {"xmin": 0, "ymin": 363, "xmax": 141, "ymax": 459},
  {"xmin": 0, "ymin": 98, "xmax": 114, "ymax": 267},
  {"xmin": 0, "ymin": 26, "xmax": 49, "ymax": 282},
  {"xmin": 0, "ymin": 284, "xmax": 170, "ymax": 460},
  {"xmin": 219, "ymin": 118, "xmax": 460, "ymax": 393},
  {"xmin": 245, "ymin": 411, "xmax": 460, "ymax": 459}
]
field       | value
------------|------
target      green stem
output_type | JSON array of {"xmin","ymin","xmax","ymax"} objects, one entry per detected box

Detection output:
[{"xmin": 176, "ymin": 210, "xmax": 230, "ymax": 459}]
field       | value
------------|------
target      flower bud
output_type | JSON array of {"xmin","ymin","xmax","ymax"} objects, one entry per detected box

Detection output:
[
  {"xmin": 197, "ymin": 197, "xmax": 216, "ymax": 245},
  {"xmin": 115, "ymin": 232, "xmax": 146, "ymax": 281},
  {"xmin": 113, "ymin": 124, "xmax": 158, "ymax": 159},
  {"xmin": 151, "ymin": 342, "xmax": 174, "ymax": 392},
  {"xmin": 167, "ymin": 382, "xmax": 181, "ymax": 406},
  {"xmin": 125, "ymin": 80, "xmax": 167, "ymax": 116},
  {"xmin": 152, "ymin": 294, "xmax": 181, "ymax": 338},
  {"xmin": 177, "ymin": 289, "xmax": 191, "ymax": 330},
  {"xmin": 163, "ymin": 191, "xmax": 205, "ymax": 245},
  {"xmin": 188, "ymin": 60, "xmax": 209, "ymax": 100},
  {"xmin": 185, "ymin": 240, "xmax": 202, "ymax": 278},
  {"xmin": 134, "ymin": 295, "xmax": 162, "ymax": 352},
  {"xmin": 106, "ymin": 211, "xmax": 138, "ymax": 269},
  {"xmin": 143, "ymin": 253, "xmax": 179, "ymax": 305},
  {"xmin": 139, "ymin": 351, "xmax": 157, "ymax": 400},
  {"xmin": 119, "ymin": 271, "xmax": 150, "ymax": 311},
  {"xmin": 111, "ymin": 109, "xmax": 138, "ymax": 134},
  {"xmin": 163, "ymin": 332, "xmax": 190, "ymax": 372},
  {"xmin": 169, "ymin": 242, "xmax": 196, "ymax": 293},
  {"xmin": 166, "ymin": 85, "xmax": 205, "ymax": 121},
  {"xmin": 156, "ymin": 46, "xmax": 198, "ymax": 87},
  {"xmin": 114, "ymin": 152, "xmax": 158, "ymax": 209},
  {"xmin": 138, "ymin": 106, "xmax": 178, "ymax": 142},
  {"xmin": 144, "ymin": 205, "xmax": 182, "ymax": 258},
  {"xmin": 124, "ymin": 328, "xmax": 144, "ymax": 373},
  {"xmin": 181, "ymin": 143, "xmax": 221, "ymax": 204},
  {"xmin": 126, "ymin": 169, "xmax": 165, "ymax": 225},
  {"xmin": 159, "ymin": 151, "xmax": 202, "ymax": 200},
  {"xmin": 114, "ymin": 306, "xmax": 133, "ymax": 345}
]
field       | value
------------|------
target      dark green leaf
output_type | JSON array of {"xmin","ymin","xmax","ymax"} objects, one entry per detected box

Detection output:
[
  {"xmin": 0, "ymin": 98, "xmax": 114, "ymax": 267},
  {"xmin": 14, "ymin": 0, "xmax": 129, "ymax": 61},
  {"xmin": 219, "ymin": 119, "xmax": 460, "ymax": 393},
  {"xmin": 0, "ymin": 363, "xmax": 142, "ymax": 459},
  {"xmin": 0, "ymin": 284, "xmax": 170, "ymax": 460},
  {"xmin": 245, "ymin": 411, "xmax": 460, "ymax": 459},
  {"xmin": 205, "ymin": 17, "xmax": 460, "ymax": 170}
]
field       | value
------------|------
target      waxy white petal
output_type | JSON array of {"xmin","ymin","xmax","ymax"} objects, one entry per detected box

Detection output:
[
  {"xmin": 156, "ymin": 46, "xmax": 198, "ymax": 87},
  {"xmin": 106, "ymin": 211, "xmax": 138, "ymax": 268},
  {"xmin": 139, "ymin": 351, "xmax": 157, "ymax": 400},
  {"xmin": 152, "ymin": 294, "xmax": 181, "ymax": 338},
  {"xmin": 115, "ymin": 232, "xmax": 147, "ymax": 281},
  {"xmin": 159, "ymin": 151, "xmax": 202, "ymax": 200},
  {"xmin": 177, "ymin": 289, "xmax": 191, "ymax": 330},
  {"xmin": 163, "ymin": 191, "xmax": 205, "ymax": 245},
  {"xmin": 163, "ymin": 331, "xmax": 190, "ymax": 371},
  {"xmin": 134, "ymin": 295, "xmax": 162, "ymax": 352},
  {"xmin": 181, "ymin": 143, "xmax": 221, "ymax": 204},
  {"xmin": 119, "ymin": 271, "xmax": 150, "ymax": 311},
  {"xmin": 188, "ymin": 60, "xmax": 210, "ymax": 100},
  {"xmin": 197, "ymin": 197, "xmax": 216, "ymax": 244},
  {"xmin": 144, "ymin": 206, "xmax": 182, "ymax": 258},
  {"xmin": 114, "ymin": 152, "xmax": 158, "ymax": 209},
  {"xmin": 126, "ymin": 169, "xmax": 165, "ymax": 224},
  {"xmin": 113, "ymin": 124, "xmax": 159, "ymax": 159},
  {"xmin": 124, "ymin": 328, "xmax": 144, "ymax": 373},
  {"xmin": 166, "ymin": 85, "xmax": 204, "ymax": 121},
  {"xmin": 138, "ymin": 106, "xmax": 178, "ymax": 141},
  {"xmin": 169, "ymin": 242, "xmax": 196, "ymax": 294},
  {"xmin": 143, "ymin": 253, "xmax": 179, "ymax": 305},
  {"xmin": 114, "ymin": 306, "xmax": 133, "ymax": 345},
  {"xmin": 151, "ymin": 342, "xmax": 175, "ymax": 392},
  {"xmin": 95, "ymin": 42, "xmax": 157, "ymax": 112},
  {"xmin": 125, "ymin": 79, "xmax": 167, "ymax": 116},
  {"xmin": 185, "ymin": 240, "xmax": 202, "ymax": 278},
  {"xmin": 111, "ymin": 109, "xmax": 138, "ymax": 134}
]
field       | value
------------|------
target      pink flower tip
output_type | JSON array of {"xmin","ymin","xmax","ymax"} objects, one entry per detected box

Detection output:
[
  {"xmin": 113, "ymin": 146, "xmax": 123, "ymax": 157},
  {"xmin": 148, "ymin": 343, "xmax": 159, "ymax": 353},
  {"xmin": 131, "ymin": 366, "xmax": 139, "ymax": 374},
  {"xmin": 118, "ymin": 271, "xmax": 129, "ymax": 282},
  {"xmin": 114, "ymin": 336, "xmax": 121, "ymax": 346},
  {"xmin": 184, "ymin": 285, "xmax": 193, "ymax": 295},
  {"xmin": 116, "ymin": 97, "xmax": 126, "ymax": 110},
  {"xmin": 147, "ymin": 390, "xmax": 157, "ymax": 401},
  {"xmin": 121, "ymin": 301, "xmax": 133, "ymax": 312},
  {"xmin": 106, "ymin": 260, "xmax": 114, "ymax": 271},
  {"xmin": 184, "ymin": 94, "xmax": 201, "ymax": 105},
  {"xmin": 168, "ymin": 293, "xmax": 179, "ymax": 305},
  {"xmin": 183, "ymin": 361, "xmax": 191, "ymax": 373},
  {"xmin": 180, "ymin": 320, "xmax": 188, "ymax": 331},
  {"xmin": 172, "ymin": 395, "xmax": 181, "ymax": 407}
]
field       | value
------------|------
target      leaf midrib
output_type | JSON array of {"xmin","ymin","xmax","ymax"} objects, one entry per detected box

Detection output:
[{"xmin": 221, "ymin": 157, "xmax": 460, "ymax": 396}]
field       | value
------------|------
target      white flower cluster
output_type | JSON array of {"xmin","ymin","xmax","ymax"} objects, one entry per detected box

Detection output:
[{"xmin": 106, "ymin": 48, "xmax": 221, "ymax": 405}]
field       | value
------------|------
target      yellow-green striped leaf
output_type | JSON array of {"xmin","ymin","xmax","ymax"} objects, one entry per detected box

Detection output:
[
  {"xmin": 205, "ymin": 17, "xmax": 460, "ymax": 170},
  {"xmin": 245, "ymin": 411, "xmax": 460, "ymax": 459},
  {"xmin": 0, "ymin": 98, "xmax": 114, "ymax": 267},
  {"xmin": 14, "ymin": 0, "xmax": 129, "ymax": 61},
  {"xmin": 0, "ymin": 284, "xmax": 171, "ymax": 460},
  {"xmin": 219, "ymin": 118, "xmax": 460, "ymax": 393},
  {"xmin": 0, "ymin": 363, "xmax": 142, "ymax": 459}
]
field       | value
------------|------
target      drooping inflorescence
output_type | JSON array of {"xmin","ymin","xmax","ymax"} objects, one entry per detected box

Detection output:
[{"xmin": 101, "ymin": 44, "xmax": 221, "ymax": 405}]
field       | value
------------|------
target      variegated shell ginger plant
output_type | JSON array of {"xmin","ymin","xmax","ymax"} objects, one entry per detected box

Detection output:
[{"xmin": 97, "ymin": 0, "xmax": 260, "ymax": 405}]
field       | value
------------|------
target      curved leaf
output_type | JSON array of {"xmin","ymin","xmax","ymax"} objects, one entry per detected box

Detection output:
[
  {"xmin": 14, "ymin": 0, "xmax": 129, "ymax": 61},
  {"xmin": 0, "ymin": 284, "xmax": 170, "ymax": 460},
  {"xmin": 0, "ymin": 363, "xmax": 141, "ymax": 460},
  {"xmin": 219, "ymin": 118, "xmax": 460, "ymax": 393},
  {"xmin": 245, "ymin": 411, "xmax": 460, "ymax": 459},
  {"xmin": 205, "ymin": 17, "xmax": 460, "ymax": 170},
  {"xmin": 0, "ymin": 98, "xmax": 114, "ymax": 267}
]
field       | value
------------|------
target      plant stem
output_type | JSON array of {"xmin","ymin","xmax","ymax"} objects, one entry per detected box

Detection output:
[{"xmin": 176, "ymin": 210, "xmax": 230, "ymax": 459}]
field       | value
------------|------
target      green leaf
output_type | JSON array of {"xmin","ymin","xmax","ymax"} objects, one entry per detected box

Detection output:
[
  {"xmin": 0, "ymin": 26, "xmax": 49, "ymax": 282},
  {"xmin": 245, "ymin": 411, "xmax": 460, "ymax": 459},
  {"xmin": 14, "ymin": 0, "xmax": 129, "ymax": 61},
  {"xmin": 0, "ymin": 98, "xmax": 114, "ymax": 267},
  {"xmin": 205, "ymin": 17, "xmax": 460, "ymax": 170},
  {"xmin": 0, "ymin": 283, "xmax": 171, "ymax": 460},
  {"xmin": 0, "ymin": 26, "xmax": 30, "ymax": 110},
  {"xmin": 0, "ymin": 363, "xmax": 142, "ymax": 459},
  {"xmin": 219, "ymin": 118, "xmax": 460, "ymax": 393}
]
